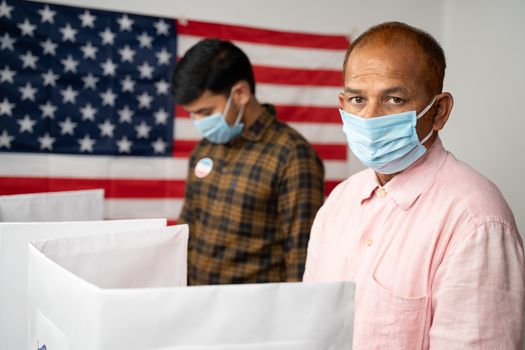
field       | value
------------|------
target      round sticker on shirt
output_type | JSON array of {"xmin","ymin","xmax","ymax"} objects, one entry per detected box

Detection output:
[{"xmin": 195, "ymin": 157, "xmax": 214, "ymax": 179}]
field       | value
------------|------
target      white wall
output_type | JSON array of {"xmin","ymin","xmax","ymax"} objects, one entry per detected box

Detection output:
[
  {"xmin": 40, "ymin": 0, "xmax": 523, "ymax": 236},
  {"xmin": 442, "ymin": 0, "xmax": 525, "ymax": 236}
]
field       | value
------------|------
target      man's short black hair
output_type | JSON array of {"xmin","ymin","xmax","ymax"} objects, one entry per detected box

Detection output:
[{"xmin": 171, "ymin": 38, "xmax": 256, "ymax": 104}]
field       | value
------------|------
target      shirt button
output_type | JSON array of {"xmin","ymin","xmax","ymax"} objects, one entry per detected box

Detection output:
[
  {"xmin": 377, "ymin": 188, "xmax": 387, "ymax": 198},
  {"xmin": 365, "ymin": 238, "xmax": 373, "ymax": 246}
]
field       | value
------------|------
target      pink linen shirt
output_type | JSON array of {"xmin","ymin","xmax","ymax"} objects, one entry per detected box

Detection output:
[{"xmin": 304, "ymin": 137, "xmax": 524, "ymax": 349}]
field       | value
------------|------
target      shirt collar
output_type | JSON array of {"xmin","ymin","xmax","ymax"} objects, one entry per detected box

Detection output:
[
  {"xmin": 241, "ymin": 105, "xmax": 275, "ymax": 142},
  {"xmin": 359, "ymin": 136, "xmax": 449, "ymax": 210}
]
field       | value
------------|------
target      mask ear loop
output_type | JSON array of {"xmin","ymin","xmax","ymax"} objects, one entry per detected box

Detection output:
[
  {"xmin": 416, "ymin": 96, "xmax": 438, "ymax": 119},
  {"xmin": 417, "ymin": 96, "xmax": 439, "ymax": 143},
  {"xmin": 234, "ymin": 104, "xmax": 244, "ymax": 125}
]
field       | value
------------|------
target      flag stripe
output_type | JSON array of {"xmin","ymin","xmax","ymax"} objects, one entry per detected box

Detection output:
[
  {"xmin": 172, "ymin": 140, "xmax": 347, "ymax": 160},
  {"xmin": 178, "ymin": 34, "xmax": 345, "ymax": 70},
  {"xmin": 253, "ymin": 65, "xmax": 343, "ymax": 87},
  {"xmin": 175, "ymin": 105, "xmax": 342, "ymax": 124},
  {"xmin": 0, "ymin": 177, "xmax": 185, "ymax": 198},
  {"xmin": 0, "ymin": 153, "xmax": 348, "ymax": 180},
  {"xmin": 177, "ymin": 20, "xmax": 350, "ymax": 50},
  {"xmin": 0, "ymin": 176, "xmax": 340, "ymax": 198},
  {"xmin": 105, "ymin": 198, "xmax": 182, "ymax": 221}
]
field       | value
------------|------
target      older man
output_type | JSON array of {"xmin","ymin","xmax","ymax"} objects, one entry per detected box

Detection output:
[{"xmin": 303, "ymin": 22, "xmax": 524, "ymax": 349}]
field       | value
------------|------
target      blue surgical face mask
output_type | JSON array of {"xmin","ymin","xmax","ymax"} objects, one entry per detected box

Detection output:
[
  {"xmin": 192, "ymin": 94, "xmax": 245, "ymax": 144},
  {"xmin": 340, "ymin": 97, "xmax": 437, "ymax": 174}
]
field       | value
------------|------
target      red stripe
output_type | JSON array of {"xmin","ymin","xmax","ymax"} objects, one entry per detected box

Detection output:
[
  {"xmin": 325, "ymin": 180, "xmax": 341, "ymax": 196},
  {"xmin": 173, "ymin": 140, "xmax": 346, "ymax": 160},
  {"xmin": 0, "ymin": 177, "xmax": 185, "ymax": 199},
  {"xmin": 274, "ymin": 105, "xmax": 341, "ymax": 123},
  {"xmin": 0, "ymin": 177, "xmax": 342, "ymax": 199},
  {"xmin": 253, "ymin": 65, "xmax": 343, "ymax": 86},
  {"xmin": 312, "ymin": 144, "xmax": 347, "ymax": 161},
  {"xmin": 175, "ymin": 105, "xmax": 341, "ymax": 124},
  {"xmin": 177, "ymin": 20, "xmax": 350, "ymax": 50}
]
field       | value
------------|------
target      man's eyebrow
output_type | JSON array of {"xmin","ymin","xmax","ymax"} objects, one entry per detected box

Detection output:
[
  {"xmin": 343, "ymin": 86, "xmax": 410, "ymax": 95},
  {"xmin": 344, "ymin": 87, "xmax": 362, "ymax": 94},
  {"xmin": 187, "ymin": 106, "xmax": 213, "ymax": 115}
]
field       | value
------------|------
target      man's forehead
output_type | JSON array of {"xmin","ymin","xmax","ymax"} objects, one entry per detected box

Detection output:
[
  {"xmin": 183, "ymin": 90, "xmax": 226, "ymax": 111},
  {"xmin": 344, "ymin": 44, "xmax": 424, "ymax": 88}
]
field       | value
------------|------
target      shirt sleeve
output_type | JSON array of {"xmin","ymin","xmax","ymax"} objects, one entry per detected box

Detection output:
[
  {"xmin": 429, "ymin": 221, "xmax": 525, "ymax": 349},
  {"xmin": 278, "ymin": 142, "xmax": 324, "ymax": 282}
]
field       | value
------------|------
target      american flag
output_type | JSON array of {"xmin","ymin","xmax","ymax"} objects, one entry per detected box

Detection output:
[{"xmin": 0, "ymin": 0, "xmax": 350, "ymax": 223}]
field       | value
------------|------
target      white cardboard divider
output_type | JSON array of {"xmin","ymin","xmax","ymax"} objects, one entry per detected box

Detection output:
[
  {"xmin": 0, "ymin": 218, "xmax": 167, "ymax": 350},
  {"xmin": 0, "ymin": 189, "xmax": 105, "ymax": 222},
  {"xmin": 28, "ymin": 225, "xmax": 355, "ymax": 350}
]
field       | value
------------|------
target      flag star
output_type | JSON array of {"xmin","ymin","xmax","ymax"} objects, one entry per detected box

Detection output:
[
  {"xmin": 120, "ymin": 75, "xmax": 135, "ymax": 92},
  {"xmin": 101, "ymin": 58, "xmax": 117, "ymax": 76},
  {"xmin": 78, "ymin": 134, "xmax": 96, "ymax": 152},
  {"xmin": 19, "ymin": 82, "xmax": 38, "ymax": 101},
  {"xmin": 80, "ymin": 103, "xmax": 97, "ymax": 121},
  {"xmin": 0, "ymin": 0, "xmax": 13, "ymax": 19},
  {"xmin": 117, "ymin": 105, "xmax": 134, "ymax": 123},
  {"xmin": 0, "ymin": 65, "xmax": 15, "ymax": 83},
  {"xmin": 38, "ymin": 5, "xmax": 56, "ymax": 23},
  {"xmin": 154, "ymin": 108, "xmax": 169, "ymax": 125},
  {"xmin": 18, "ymin": 114, "xmax": 37, "ymax": 133},
  {"xmin": 38, "ymin": 133, "xmax": 55, "ymax": 150},
  {"xmin": 18, "ymin": 19, "xmax": 36, "ymax": 37},
  {"xmin": 80, "ymin": 41, "xmax": 98, "ymax": 59},
  {"xmin": 0, "ymin": 33, "xmax": 15, "ymax": 51},
  {"xmin": 0, "ymin": 97, "xmax": 15, "ymax": 116},
  {"xmin": 137, "ymin": 32, "xmax": 153, "ymax": 48},
  {"xmin": 135, "ymin": 121, "xmax": 151, "ymax": 139},
  {"xmin": 100, "ymin": 88, "xmax": 117, "ymax": 106},
  {"xmin": 0, "ymin": 130, "xmax": 14, "ymax": 149},
  {"xmin": 154, "ymin": 20, "xmax": 170, "ymax": 35},
  {"xmin": 156, "ymin": 48, "xmax": 171, "ymax": 65},
  {"xmin": 39, "ymin": 101, "xmax": 57, "ymax": 119},
  {"xmin": 59, "ymin": 117, "xmax": 77, "ymax": 135},
  {"xmin": 118, "ymin": 45, "xmax": 135, "ymax": 63},
  {"xmin": 20, "ymin": 51, "xmax": 38, "ymax": 69},
  {"xmin": 79, "ymin": 10, "xmax": 96, "ymax": 28},
  {"xmin": 60, "ymin": 85, "xmax": 78, "ymax": 104},
  {"xmin": 99, "ymin": 27, "xmax": 115, "ymax": 45},
  {"xmin": 61, "ymin": 55, "xmax": 79, "ymax": 73},
  {"xmin": 151, "ymin": 137, "xmax": 167, "ymax": 154},
  {"xmin": 117, "ymin": 136, "xmax": 133, "ymax": 153},
  {"xmin": 41, "ymin": 69, "xmax": 59, "ymax": 86},
  {"xmin": 117, "ymin": 14, "xmax": 134, "ymax": 31},
  {"xmin": 155, "ymin": 80, "xmax": 169, "ymax": 95},
  {"xmin": 137, "ymin": 91, "xmax": 153, "ymax": 109},
  {"xmin": 98, "ymin": 119, "xmax": 115, "ymax": 137},
  {"xmin": 138, "ymin": 61, "xmax": 154, "ymax": 79},
  {"xmin": 40, "ymin": 38, "xmax": 57, "ymax": 55},
  {"xmin": 59, "ymin": 23, "xmax": 78, "ymax": 42},
  {"xmin": 82, "ymin": 73, "xmax": 99, "ymax": 90}
]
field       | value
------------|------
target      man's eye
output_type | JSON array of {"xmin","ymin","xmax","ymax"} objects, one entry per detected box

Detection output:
[
  {"xmin": 349, "ymin": 97, "xmax": 364, "ymax": 104},
  {"xmin": 387, "ymin": 97, "xmax": 404, "ymax": 104}
]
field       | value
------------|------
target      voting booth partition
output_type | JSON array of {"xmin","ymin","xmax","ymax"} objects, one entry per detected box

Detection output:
[
  {"xmin": 0, "ymin": 189, "xmax": 105, "ymax": 222},
  {"xmin": 0, "ymin": 219, "xmax": 168, "ymax": 350},
  {"xmin": 27, "ymin": 224, "xmax": 356, "ymax": 350}
]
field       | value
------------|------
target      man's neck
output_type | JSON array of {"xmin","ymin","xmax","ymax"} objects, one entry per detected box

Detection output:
[{"xmin": 242, "ymin": 99, "xmax": 265, "ymax": 129}]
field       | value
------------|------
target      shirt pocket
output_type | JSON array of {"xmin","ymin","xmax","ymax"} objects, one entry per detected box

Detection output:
[{"xmin": 353, "ymin": 275, "xmax": 429, "ymax": 350}]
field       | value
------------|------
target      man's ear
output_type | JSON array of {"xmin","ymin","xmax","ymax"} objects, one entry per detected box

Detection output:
[
  {"xmin": 432, "ymin": 92, "xmax": 454, "ymax": 131},
  {"xmin": 338, "ymin": 91, "xmax": 345, "ymax": 110},
  {"xmin": 231, "ymin": 81, "xmax": 251, "ymax": 106}
]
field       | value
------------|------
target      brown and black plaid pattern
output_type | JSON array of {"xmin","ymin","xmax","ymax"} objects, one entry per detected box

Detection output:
[{"xmin": 179, "ymin": 107, "xmax": 325, "ymax": 285}]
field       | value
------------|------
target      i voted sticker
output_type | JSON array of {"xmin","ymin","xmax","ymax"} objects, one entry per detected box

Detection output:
[{"xmin": 195, "ymin": 157, "xmax": 213, "ymax": 178}]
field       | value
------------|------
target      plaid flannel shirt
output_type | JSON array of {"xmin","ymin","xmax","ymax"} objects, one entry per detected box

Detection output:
[{"xmin": 179, "ymin": 106, "xmax": 325, "ymax": 285}]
